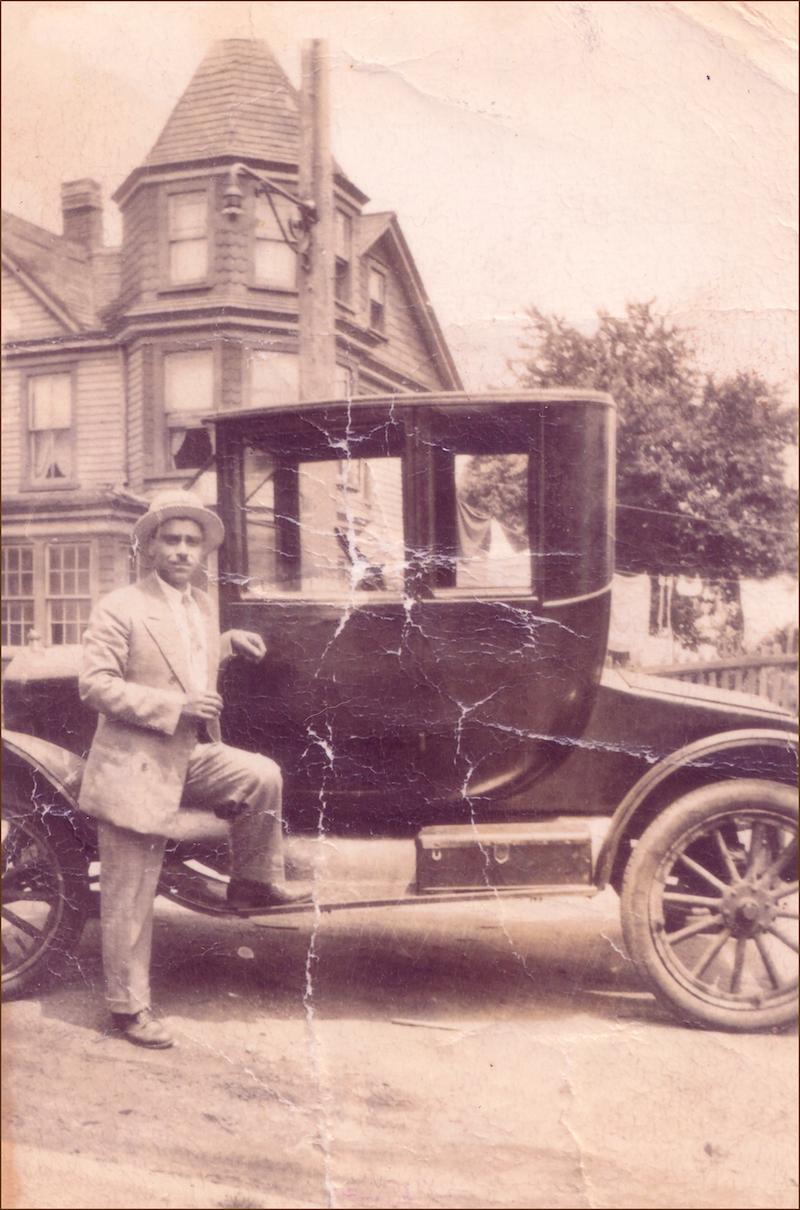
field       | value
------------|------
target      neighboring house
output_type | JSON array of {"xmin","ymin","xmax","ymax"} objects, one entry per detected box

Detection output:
[{"xmin": 1, "ymin": 38, "xmax": 461, "ymax": 662}]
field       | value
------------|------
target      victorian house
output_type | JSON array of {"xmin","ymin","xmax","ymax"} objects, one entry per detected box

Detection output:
[{"xmin": 1, "ymin": 38, "xmax": 461, "ymax": 660}]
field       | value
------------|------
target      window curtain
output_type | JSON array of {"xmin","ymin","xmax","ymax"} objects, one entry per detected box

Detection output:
[
  {"xmin": 455, "ymin": 495, "xmax": 530, "ymax": 588},
  {"xmin": 455, "ymin": 495, "xmax": 493, "ymax": 561},
  {"xmin": 29, "ymin": 374, "xmax": 71, "ymax": 479}
]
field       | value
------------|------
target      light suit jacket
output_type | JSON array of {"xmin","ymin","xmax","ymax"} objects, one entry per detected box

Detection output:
[{"xmin": 78, "ymin": 572, "xmax": 232, "ymax": 836}]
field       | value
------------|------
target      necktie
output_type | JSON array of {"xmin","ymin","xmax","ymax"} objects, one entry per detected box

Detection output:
[
  {"xmin": 182, "ymin": 594, "xmax": 212, "ymax": 742},
  {"xmin": 181, "ymin": 594, "xmax": 206, "ymax": 691}
]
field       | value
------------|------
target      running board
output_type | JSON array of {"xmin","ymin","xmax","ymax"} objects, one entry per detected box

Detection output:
[{"xmin": 160, "ymin": 874, "xmax": 599, "ymax": 919}]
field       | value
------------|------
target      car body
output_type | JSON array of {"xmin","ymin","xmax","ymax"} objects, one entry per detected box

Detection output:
[{"xmin": 3, "ymin": 390, "xmax": 796, "ymax": 1029}]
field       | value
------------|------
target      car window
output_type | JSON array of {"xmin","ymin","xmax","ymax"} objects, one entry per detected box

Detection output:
[
  {"xmin": 242, "ymin": 447, "xmax": 405, "ymax": 598},
  {"xmin": 453, "ymin": 453, "xmax": 532, "ymax": 591},
  {"xmin": 242, "ymin": 447, "xmax": 278, "ymax": 591}
]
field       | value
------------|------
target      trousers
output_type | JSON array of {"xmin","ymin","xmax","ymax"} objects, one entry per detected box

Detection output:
[{"xmin": 97, "ymin": 741, "xmax": 283, "ymax": 1014}]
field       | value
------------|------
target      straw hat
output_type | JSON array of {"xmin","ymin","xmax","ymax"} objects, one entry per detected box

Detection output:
[{"xmin": 132, "ymin": 488, "xmax": 225, "ymax": 552}]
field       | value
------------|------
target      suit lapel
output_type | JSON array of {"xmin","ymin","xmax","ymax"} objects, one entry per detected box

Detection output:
[{"xmin": 141, "ymin": 574, "xmax": 193, "ymax": 693}]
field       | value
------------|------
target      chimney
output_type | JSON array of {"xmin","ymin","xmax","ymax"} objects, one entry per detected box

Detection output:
[{"xmin": 61, "ymin": 179, "xmax": 103, "ymax": 252}]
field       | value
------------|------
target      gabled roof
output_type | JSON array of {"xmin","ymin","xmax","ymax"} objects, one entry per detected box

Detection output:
[
  {"xmin": 355, "ymin": 213, "xmax": 393, "ymax": 259},
  {"xmin": 2, "ymin": 212, "xmax": 91, "ymax": 331},
  {"xmin": 146, "ymin": 39, "xmax": 301, "ymax": 168},
  {"xmin": 1, "ymin": 211, "xmax": 120, "ymax": 333},
  {"xmin": 355, "ymin": 211, "xmax": 462, "ymax": 390}
]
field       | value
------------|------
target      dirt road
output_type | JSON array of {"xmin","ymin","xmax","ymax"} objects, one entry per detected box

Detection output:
[{"xmin": 3, "ymin": 890, "xmax": 798, "ymax": 1209}]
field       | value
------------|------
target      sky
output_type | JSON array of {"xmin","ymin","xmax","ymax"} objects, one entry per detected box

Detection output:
[{"xmin": 2, "ymin": 1, "xmax": 797, "ymax": 389}]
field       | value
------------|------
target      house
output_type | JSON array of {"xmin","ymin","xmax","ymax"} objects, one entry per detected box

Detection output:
[{"xmin": 1, "ymin": 38, "xmax": 461, "ymax": 661}]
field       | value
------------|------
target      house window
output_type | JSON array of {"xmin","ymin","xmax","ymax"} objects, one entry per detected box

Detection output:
[
  {"xmin": 368, "ymin": 267, "xmax": 386, "ymax": 332},
  {"xmin": 335, "ymin": 364, "xmax": 353, "ymax": 397},
  {"xmin": 47, "ymin": 543, "xmax": 91, "ymax": 644},
  {"xmin": 335, "ymin": 209, "xmax": 352, "ymax": 303},
  {"xmin": 168, "ymin": 192, "xmax": 208, "ymax": 285},
  {"xmin": 254, "ymin": 193, "xmax": 296, "ymax": 289},
  {"xmin": 1, "ymin": 546, "xmax": 34, "ymax": 647},
  {"xmin": 163, "ymin": 349, "xmax": 215, "ymax": 470},
  {"xmin": 249, "ymin": 350, "xmax": 299, "ymax": 408},
  {"xmin": 28, "ymin": 371, "xmax": 73, "ymax": 482}
]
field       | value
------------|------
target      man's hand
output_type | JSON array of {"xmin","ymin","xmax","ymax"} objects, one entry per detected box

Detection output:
[
  {"xmin": 181, "ymin": 691, "xmax": 224, "ymax": 722},
  {"xmin": 228, "ymin": 630, "xmax": 267, "ymax": 663}
]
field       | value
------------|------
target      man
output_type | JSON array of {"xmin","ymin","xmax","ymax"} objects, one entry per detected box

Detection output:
[{"xmin": 78, "ymin": 488, "xmax": 310, "ymax": 1050}]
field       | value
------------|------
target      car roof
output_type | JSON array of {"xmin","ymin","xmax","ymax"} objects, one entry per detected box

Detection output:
[{"xmin": 207, "ymin": 388, "xmax": 615, "ymax": 427}]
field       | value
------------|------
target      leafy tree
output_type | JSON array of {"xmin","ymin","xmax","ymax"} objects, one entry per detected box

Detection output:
[{"xmin": 513, "ymin": 302, "xmax": 797, "ymax": 586}]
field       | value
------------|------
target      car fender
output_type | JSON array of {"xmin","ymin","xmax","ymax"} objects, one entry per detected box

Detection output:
[
  {"xmin": 2, "ymin": 728, "xmax": 95, "ymax": 849},
  {"xmin": 595, "ymin": 727, "xmax": 798, "ymax": 889}
]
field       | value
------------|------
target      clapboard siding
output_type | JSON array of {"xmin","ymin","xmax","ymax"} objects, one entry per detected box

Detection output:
[
  {"xmin": 1, "ymin": 269, "xmax": 68, "ymax": 341},
  {"xmin": 1, "ymin": 366, "xmax": 23, "ymax": 493},
  {"xmin": 119, "ymin": 186, "xmax": 160, "ymax": 310},
  {"xmin": 358, "ymin": 255, "xmax": 443, "ymax": 390},
  {"xmin": 126, "ymin": 344, "xmax": 145, "ymax": 491},
  {"xmin": 75, "ymin": 352, "xmax": 126, "ymax": 485}
]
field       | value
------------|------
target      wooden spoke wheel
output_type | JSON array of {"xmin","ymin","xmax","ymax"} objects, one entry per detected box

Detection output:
[
  {"xmin": 2, "ymin": 807, "xmax": 91, "ymax": 998},
  {"xmin": 621, "ymin": 780, "xmax": 797, "ymax": 1031}
]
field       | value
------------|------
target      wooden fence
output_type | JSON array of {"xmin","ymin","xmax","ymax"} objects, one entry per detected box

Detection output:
[{"xmin": 637, "ymin": 652, "xmax": 798, "ymax": 713}]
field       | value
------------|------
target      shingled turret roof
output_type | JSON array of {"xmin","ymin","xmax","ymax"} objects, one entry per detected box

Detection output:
[
  {"xmin": 113, "ymin": 38, "xmax": 362, "ymax": 203},
  {"xmin": 147, "ymin": 38, "xmax": 301, "ymax": 168}
]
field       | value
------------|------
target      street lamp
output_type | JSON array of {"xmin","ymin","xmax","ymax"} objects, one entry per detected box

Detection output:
[{"xmin": 222, "ymin": 162, "xmax": 317, "ymax": 271}]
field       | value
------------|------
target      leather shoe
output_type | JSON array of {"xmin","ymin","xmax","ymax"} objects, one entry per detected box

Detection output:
[
  {"xmin": 111, "ymin": 1008, "xmax": 174, "ymax": 1049},
  {"xmin": 227, "ymin": 878, "xmax": 312, "ymax": 912}
]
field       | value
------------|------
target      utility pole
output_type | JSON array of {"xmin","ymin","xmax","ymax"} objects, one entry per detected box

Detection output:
[{"xmin": 298, "ymin": 39, "xmax": 336, "ymax": 402}]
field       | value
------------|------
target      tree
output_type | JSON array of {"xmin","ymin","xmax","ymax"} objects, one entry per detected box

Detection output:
[{"xmin": 514, "ymin": 302, "xmax": 797, "ymax": 582}]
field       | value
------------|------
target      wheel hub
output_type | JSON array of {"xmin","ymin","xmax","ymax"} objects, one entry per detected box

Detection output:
[{"xmin": 720, "ymin": 882, "xmax": 777, "ymax": 938}]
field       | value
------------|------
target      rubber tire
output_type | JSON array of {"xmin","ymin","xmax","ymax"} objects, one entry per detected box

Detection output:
[
  {"xmin": 620, "ymin": 779, "xmax": 798, "ymax": 1032},
  {"xmin": 2, "ymin": 805, "xmax": 91, "ymax": 999}
]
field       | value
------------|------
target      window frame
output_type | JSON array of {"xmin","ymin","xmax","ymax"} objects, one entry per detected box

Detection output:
[
  {"xmin": 218, "ymin": 405, "xmax": 545, "ymax": 615},
  {"xmin": 244, "ymin": 343, "xmax": 301, "ymax": 411},
  {"xmin": 159, "ymin": 180, "xmax": 213, "ymax": 293},
  {"xmin": 334, "ymin": 208, "xmax": 354, "ymax": 306},
  {"xmin": 250, "ymin": 190, "xmax": 298, "ymax": 293},
  {"xmin": 1, "ymin": 544, "xmax": 35, "ymax": 649},
  {"xmin": 46, "ymin": 540, "xmax": 93, "ymax": 645},
  {"xmin": 367, "ymin": 264, "xmax": 387, "ymax": 333},
  {"xmin": 335, "ymin": 363, "xmax": 355, "ymax": 398},
  {"xmin": 0, "ymin": 537, "xmax": 100, "ymax": 654},
  {"xmin": 424, "ymin": 407, "xmax": 542, "ymax": 602},
  {"xmin": 238, "ymin": 423, "xmax": 409, "ymax": 601},
  {"xmin": 155, "ymin": 343, "xmax": 219, "ymax": 477},
  {"xmin": 21, "ymin": 364, "xmax": 78, "ymax": 491}
]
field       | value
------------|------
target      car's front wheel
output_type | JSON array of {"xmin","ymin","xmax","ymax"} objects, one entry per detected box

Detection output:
[
  {"xmin": 620, "ymin": 779, "xmax": 797, "ymax": 1031},
  {"xmin": 2, "ymin": 803, "xmax": 92, "ymax": 998}
]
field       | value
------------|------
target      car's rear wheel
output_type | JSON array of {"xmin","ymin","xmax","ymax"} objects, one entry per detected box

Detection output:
[
  {"xmin": 2, "ymin": 805, "xmax": 91, "ymax": 998},
  {"xmin": 621, "ymin": 779, "xmax": 797, "ymax": 1031}
]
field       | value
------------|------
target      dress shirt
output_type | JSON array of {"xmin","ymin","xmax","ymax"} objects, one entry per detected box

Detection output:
[{"xmin": 156, "ymin": 573, "xmax": 208, "ymax": 692}]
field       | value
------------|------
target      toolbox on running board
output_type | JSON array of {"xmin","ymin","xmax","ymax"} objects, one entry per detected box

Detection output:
[{"xmin": 415, "ymin": 820, "xmax": 592, "ymax": 892}]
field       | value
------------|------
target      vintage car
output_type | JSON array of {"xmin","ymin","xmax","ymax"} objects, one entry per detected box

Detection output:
[{"xmin": 3, "ymin": 390, "xmax": 797, "ymax": 1031}]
